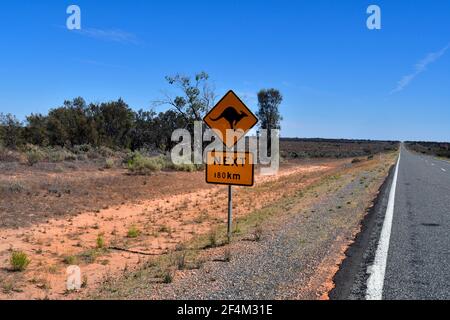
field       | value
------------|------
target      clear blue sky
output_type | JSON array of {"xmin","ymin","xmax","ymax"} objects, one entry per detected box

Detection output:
[{"xmin": 0, "ymin": 0, "xmax": 449, "ymax": 141}]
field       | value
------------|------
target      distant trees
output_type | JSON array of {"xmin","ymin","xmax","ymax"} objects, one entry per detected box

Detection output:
[
  {"xmin": 130, "ymin": 109, "xmax": 186, "ymax": 151},
  {"xmin": 151, "ymin": 110, "xmax": 187, "ymax": 151},
  {"xmin": 0, "ymin": 72, "xmax": 218, "ymax": 153},
  {"xmin": 0, "ymin": 97, "xmax": 195, "ymax": 153}
]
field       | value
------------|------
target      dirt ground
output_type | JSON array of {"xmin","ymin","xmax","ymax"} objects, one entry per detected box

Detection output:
[
  {"xmin": 0, "ymin": 157, "xmax": 350, "ymax": 299},
  {"xmin": 92, "ymin": 153, "xmax": 396, "ymax": 300}
]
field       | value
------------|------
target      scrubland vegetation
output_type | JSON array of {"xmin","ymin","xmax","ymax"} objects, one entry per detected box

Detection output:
[
  {"xmin": 281, "ymin": 138, "xmax": 399, "ymax": 159},
  {"xmin": 406, "ymin": 141, "xmax": 450, "ymax": 158}
]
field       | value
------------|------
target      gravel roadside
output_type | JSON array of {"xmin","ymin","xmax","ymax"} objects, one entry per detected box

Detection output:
[{"xmin": 94, "ymin": 155, "xmax": 396, "ymax": 300}]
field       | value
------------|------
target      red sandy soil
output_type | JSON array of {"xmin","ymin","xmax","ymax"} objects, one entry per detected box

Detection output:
[{"xmin": 0, "ymin": 159, "xmax": 345, "ymax": 299}]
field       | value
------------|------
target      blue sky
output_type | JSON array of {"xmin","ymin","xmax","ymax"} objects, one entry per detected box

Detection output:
[{"xmin": 0, "ymin": 0, "xmax": 449, "ymax": 141}]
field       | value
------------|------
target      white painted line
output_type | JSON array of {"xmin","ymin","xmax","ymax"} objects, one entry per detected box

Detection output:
[
  {"xmin": 442, "ymin": 168, "xmax": 447, "ymax": 172},
  {"xmin": 366, "ymin": 151, "xmax": 401, "ymax": 300}
]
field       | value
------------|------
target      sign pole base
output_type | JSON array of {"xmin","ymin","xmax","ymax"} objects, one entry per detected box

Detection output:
[{"xmin": 228, "ymin": 185, "xmax": 232, "ymax": 243}]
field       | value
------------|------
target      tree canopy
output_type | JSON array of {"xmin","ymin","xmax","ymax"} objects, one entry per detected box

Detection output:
[{"xmin": 256, "ymin": 88, "xmax": 283, "ymax": 132}]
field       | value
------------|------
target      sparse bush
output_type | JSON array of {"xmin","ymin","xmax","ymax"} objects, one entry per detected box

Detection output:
[
  {"xmin": 166, "ymin": 155, "xmax": 203, "ymax": 172},
  {"xmin": 175, "ymin": 243, "xmax": 186, "ymax": 252},
  {"xmin": 26, "ymin": 148, "xmax": 44, "ymax": 166},
  {"xmin": 79, "ymin": 249, "xmax": 103, "ymax": 264},
  {"xmin": 224, "ymin": 249, "xmax": 232, "ymax": 262},
  {"xmin": 162, "ymin": 269, "xmax": 174, "ymax": 284},
  {"xmin": 96, "ymin": 234, "xmax": 105, "ymax": 249},
  {"xmin": 192, "ymin": 257, "xmax": 205, "ymax": 270},
  {"xmin": 10, "ymin": 251, "xmax": 31, "ymax": 271},
  {"xmin": 63, "ymin": 255, "xmax": 78, "ymax": 265},
  {"xmin": 127, "ymin": 152, "xmax": 166, "ymax": 175},
  {"xmin": 76, "ymin": 154, "xmax": 88, "ymax": 161},
  {"xmin": 87, "ymin": 149, "xmax": 101, "ymax": 160},
  {"xmin": 104, "ymin": 158, "xmax": 114, "ymax": 169},
  {"xmin": 175, "ymin": 252, "xmax": 187, "ymax": 270},
  {"xmin": 72, "ymin": 144, "xmax": 92, "ymax": 154},
  {"xmin": 168, "ymin": 162, "xmax": 197, "ymax": 172},
  {"xmin": 158, "ymin": 225, "xmax": 171, "ymax": 234},
  {"xmin": 127, "ymin": 226, "xmax": 141, "ymax": 238},
  {"xmin": 254, "ymin": 225, "xmax": 263, "ymax": 242},
  {"xmin": 47, "ymin": 148, "xmax": 76, "ymax": 162},
  {"xmin": 98, "ymin": 146, "xmax": 115, "ymax": 158},
  {"xmin": 0, "ymin": 146, "xmax": 22, "ymax": 162},
  {"xmin": 351, "ymin": 158, "xmax": 362, "ymax": 164},
  {"xmin": 0, "ymin": 182, "xmax": 25, "ymax": 194},
  {"xmin": 208, "ymin": 232, "xmax": 217, "ymax": 248},
  {"xmin": 81, "ymin": 275, "xmax": 88, "ymax": 288}
]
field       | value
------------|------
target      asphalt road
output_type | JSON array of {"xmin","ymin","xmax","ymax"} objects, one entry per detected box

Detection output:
[
  {"xmin": 332, "ymin": 145, "xmax": 450, "ymax": 300},
  {"xmin": 382, "ymin": 145, "xmax": 450, "ymax": 299}
]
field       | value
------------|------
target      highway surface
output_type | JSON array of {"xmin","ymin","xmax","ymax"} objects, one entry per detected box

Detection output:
[{"xmin": 332, "ymin": 144, "xmax": 450, "ymax": 300}]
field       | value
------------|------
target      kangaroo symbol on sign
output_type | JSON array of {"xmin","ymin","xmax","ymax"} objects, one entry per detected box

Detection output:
[{"xmin": 210, "ymin": 107, "xmax": 248, "ymax": 130}]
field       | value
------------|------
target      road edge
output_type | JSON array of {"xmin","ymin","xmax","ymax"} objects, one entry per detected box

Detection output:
[{"xmin": 329, "ymin": 161, "xmax": 396, "ymax": 300}]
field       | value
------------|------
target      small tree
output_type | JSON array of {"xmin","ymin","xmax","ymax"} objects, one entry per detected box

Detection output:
[
  {"xmin": 46, "ymin": 97, "xmax": 97, "ymax": 147},
  {"xmin": 257, "ymin": 89, "xmax": 283, "ymax": 131},
  {"xmin": 256, "ymin": 89, "xmax": 283, "ymax": 153},
  {"xmin": 155, "ymin": 72, "xmax": 216, "ymax": 130},
  {"xmin": 91, "ymin": 99, "xmax": 135, "ymax": 149},
  {"xmin": 130, "ymin": 109, "xmax": 157, "ymax": 150},
  {"xmin": 0, "ymin": 113, "xmax": 23, "ymax": 149},
  {"xmin": 25, "ymin": 114, "xmax": 49, "ymax": 146}
]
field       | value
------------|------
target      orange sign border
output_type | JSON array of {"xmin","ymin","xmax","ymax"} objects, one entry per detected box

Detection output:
[
  {"xmin": 205, "ymin": 151, "xmax": 255, "ymax": 187},
  {"xmin": 203, "ymin": 90, "xmax": 259, "ymax": 148}
]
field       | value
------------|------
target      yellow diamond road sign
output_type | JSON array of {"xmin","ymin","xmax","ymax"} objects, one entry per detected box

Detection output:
[{"xmin": 204, "ymin": 90, "xmax": 258, "ymax": 148}]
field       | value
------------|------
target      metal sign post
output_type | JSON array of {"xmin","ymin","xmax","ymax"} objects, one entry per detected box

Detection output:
[
  {"xmin": 203, "ymin": 90, "xmax": 258, "ymax": 244},
  {"xmin": 227, "ymin": 185, "xmax": 233, "ymax": 243}
]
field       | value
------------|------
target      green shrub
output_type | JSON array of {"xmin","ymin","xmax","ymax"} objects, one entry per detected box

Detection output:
[
  {"xmin": 47, "ymin": 148, "xmax": 76, "ymax": 162},
  {"xmin": 76, "ymin": 154, "xmax": 88, "ymax": 161},
  {"xmin": 166, "ymin": 155, "xmax": 203, "ymax": 172},
  {"xmin": 0, "ymin": 182, "xmax": 25, "ymax": 194},
  {"xmin": 208, "ymin": 232, "xmax": 217, "ymax": 248},
  {"xmin": 98, "ymin": 146, "xmax": 115, "ymax": 158},
  {"xmin": 26, "ymin": 149, "xmax": 44, "ymax": 166},
  {"xmin": 175, "ymin": 252, "xmax": 187, "ymax": 270},
  {"xmin": 168, "ymin": 162, "xmax": 196, "ymax": 172},
  {"xmin": 253, "ymin": 225, "xmax": 263, "ymax": 242},
  {"xmin": 87, "ymin": 149, "xmax": 101, "ymax": 160},
  {"xmin": 10, "ymin": 251, "xmax": 31, "ymax": 271},
  {"xmin": 127, "ymin": 226, "xmax": 141, "ymax": 238},
  {"xmin": 96, "ymin": 235, "xmax": 105, "ymax": 249},
  {"xmin": 63, "ymin": 255, "xmax": 78, "ymax": 265},
  {"xmin": 0, "ymin": 146, "xmax": 22, "ymax": 162},
  {"xmin": 72, "ymin": 144, "xmax": 92, "ymax": 154},
  {"xmin": 162, "ymin": 269, "xmax": 174, "ymax": 284},
  {"xmin": 127, "ymin": 152, "xmax": 166, "ymax": 174},
  {"xmin": 79, "ymin": 249, "xmax": 102, "ymax": 264},
  {"xmin": 104, "ymin": 158, "xmax": 114, "ymax": 169}
]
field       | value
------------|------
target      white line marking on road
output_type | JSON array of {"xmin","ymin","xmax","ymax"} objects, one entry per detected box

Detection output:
[
  {"xmin": 366, "ymin": 151, "xmax": 401, "ymax": 300},
  {"xmin": 442, "ymin": 168, "xmax": 447, "ymax": 172},
  {"xmin": 431, "ymin": 163, "xmax": 435, "ymax": 166}
]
